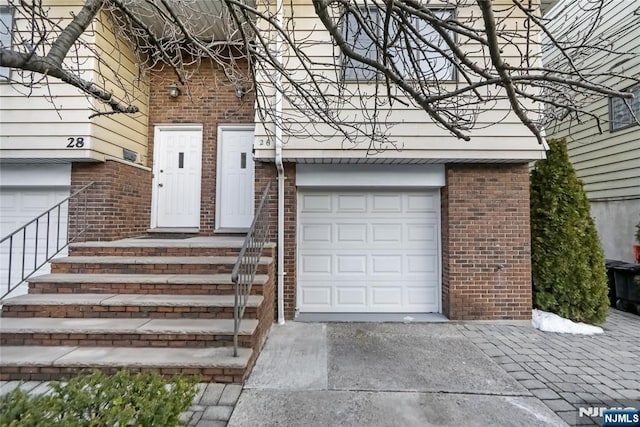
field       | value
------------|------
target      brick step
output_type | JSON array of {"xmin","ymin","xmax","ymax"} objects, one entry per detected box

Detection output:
[
  {"xmin": 69, "ymin": 238, "xmax": 276, "ymax": 258},
  {"xmin": 0, "ymin": 345, "xmax": 253, "ymax": 383},
  {"xmin": 50, "ymin": 256, "xmax": 273, "ymax": 275},
  {"xmin": 28, "ymin": 274, "xmax": 268, "ymax": 295},
  {"xmin": 1, "ymin": 294, "xmax": 264, "ymax": 319},
  {"xmin": 0, "ymin": 318, "xmax": 259, "ymax": 349}
]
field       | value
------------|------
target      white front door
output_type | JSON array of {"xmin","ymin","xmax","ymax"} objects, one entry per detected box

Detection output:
[
  {"xmin": 297, "ymin": 189, "xmax": 441, "ymax": 313},
  {"xmin": 152, "ymin": 126, "xmax": 202, "ymax": 228},
  {"xmin": 216, "ymin": 126, "xmax": 255, "ymax": 230}
]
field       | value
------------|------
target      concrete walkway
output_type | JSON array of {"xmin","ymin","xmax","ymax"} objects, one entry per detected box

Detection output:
[{"xmin": 230, "ymin": 322, "xmax": 566, "ymax": 426}]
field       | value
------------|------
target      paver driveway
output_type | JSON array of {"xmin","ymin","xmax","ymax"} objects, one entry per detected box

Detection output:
[{"xmin": 460, "ymin": 309, "xmax": 640, "ymax": 426}]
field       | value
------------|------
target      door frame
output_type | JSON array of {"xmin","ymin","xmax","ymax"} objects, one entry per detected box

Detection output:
[
  {"xmin": 150, "ymin": 124, "xmax": 203, "ymax": 229},
  {"xmin": 215, "ymin": 124, "xmax": 256, "ymax": 232}
]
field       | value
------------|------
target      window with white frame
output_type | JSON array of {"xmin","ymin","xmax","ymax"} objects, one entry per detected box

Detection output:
[
  {"xmin": 342, "ymin": 8, "xmax": 455, "ymax": 81},
  {"xmin": 0, "ymin": 7, "xmax": 12, "ymax": 80},
  {"xmin": 609, "ymin": 85, "xmax": 640, "ymax": 132}
]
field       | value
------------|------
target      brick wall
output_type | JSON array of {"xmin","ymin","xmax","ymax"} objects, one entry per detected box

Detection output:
[
  {"xmin": 441, "ymin": 163, "xmax": 532, "ymax": 320},
  {"xmin": 255, "ymin": 161, "xmax": 297, "ymax": 320},
  {"xmin": 69, "ymin": 160, "xmax": 152, "ymax": 241},
  {"xmin": 148, "ymin": 61, "xmax": 254, "ymax": 234}
]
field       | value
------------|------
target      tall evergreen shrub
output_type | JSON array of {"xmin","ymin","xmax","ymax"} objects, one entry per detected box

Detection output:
[{"xmin": 530, "ymin": 138, "xmax": 609, "ymax": 324}]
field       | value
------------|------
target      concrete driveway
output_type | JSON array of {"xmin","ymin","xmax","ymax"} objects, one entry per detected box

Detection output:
[{"xmin": 228, "ymin": 322, "xmax": 566, "ymax": 427}]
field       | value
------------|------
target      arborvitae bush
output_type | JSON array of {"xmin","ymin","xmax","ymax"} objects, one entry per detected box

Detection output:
[
  {"xmin": 530, "ymin": 138, "xmax": 609, "ymax": 324},
  {"xmin": 0, "ymin": 370, "xmax": 199, "ymax": 427}
]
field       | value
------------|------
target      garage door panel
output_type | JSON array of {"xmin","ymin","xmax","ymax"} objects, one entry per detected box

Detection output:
[
  {"xmin": 300, "ymin": 286, "xmax": 332, "ymax": 307},
  {"xmin": 300, "ymin": 254, "xmax": 332, "ymax": 274},
  {"xmin": 336, "ymin": 286, "xmax": 367, "ymax": 306},
  {"xmin": 336, "ymin": 255, "xmax": 367, "ymax": 274},
  {"xmin": 336, "ymin": 194, "xmax": 366, "ymax": 212},
  {"xmin": 372, "ymin": 194, "xmax": 402, "ymax": 212},
  {"xmin": 407, "ymin": 286, "xmax": 438, "ymax": 305},
  {"xmin": 407, "ymin": 254, "xmax": 438, "ymax": 275},
  {"xmin": 301, "ymin": 223, "xmax": 331, "ymax": 242},
  {"xmin": 371, "ymin": 255, "xmax": 402, "ymax": 274},
  {"xmin": 371, "ymin": 287, "xmax": 403, "ymax": 307},
  {"xmin": 300, "ymin": 194, "xmax": 332, "ymax": 212},
  {"xmin": 336, "ymin": 223, "xmax": 367, "ymax": 243},
  {"xmin": 406, "ymin": 194, "xmax": 437, "ymax": 212},
  {"xmin": 407, "ymin": 224, "xmax": 437, "ymax": 242}
]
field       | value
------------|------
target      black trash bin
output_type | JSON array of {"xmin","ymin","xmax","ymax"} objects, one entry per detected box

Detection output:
[
  {"xmin": 605, "ymin": 260, "xmax": 627, "ymax": 307},
  {"xmin": 612, "ymin": 262, "xmax": 640, "ymax": 313}
]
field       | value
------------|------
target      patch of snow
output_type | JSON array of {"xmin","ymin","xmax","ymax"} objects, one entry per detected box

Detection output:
[{"xmin": 532, "ymin": 309, "xmax": 603, "ymax": 335}]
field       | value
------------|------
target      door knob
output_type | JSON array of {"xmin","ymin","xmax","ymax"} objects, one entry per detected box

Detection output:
[{"xmin": 158, "ymin": 183, "xmax": 164, "ymax": 187}]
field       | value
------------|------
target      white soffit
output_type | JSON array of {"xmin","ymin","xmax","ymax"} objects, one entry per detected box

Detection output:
[{"xmin": 296, "ymin": 164, "xmax": 446, "ymax": 188}]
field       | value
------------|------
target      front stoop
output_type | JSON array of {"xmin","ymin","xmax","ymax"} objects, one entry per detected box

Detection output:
[{"xmin": 0, "ymin": 237, "xmax": 275, "ymax": 383}]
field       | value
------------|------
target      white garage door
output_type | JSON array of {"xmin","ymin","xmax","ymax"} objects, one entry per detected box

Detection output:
[
  {"xmin": 0, "ymin": 164, "xmax": 70, "ymax": 298},
  {"xmin": 298, "ymin": 189, "xmax": 440, "ymax": 313}
]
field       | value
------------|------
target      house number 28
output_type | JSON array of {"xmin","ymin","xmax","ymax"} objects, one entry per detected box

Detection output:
[{"xmin": 66, "ymin": 137, "xmax": 85, "ymax": 148}]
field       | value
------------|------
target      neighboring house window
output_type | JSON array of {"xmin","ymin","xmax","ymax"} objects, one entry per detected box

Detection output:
[
  {"xmin": 0, "ymin": 7, "xmax": 12, "ymax": 80},
  {"xmin": 343, "ymin": 8, "xmax": 455, "ymax": 81},
  {"xmin": 609, "ymin": 85, "xmax": 640, "ymax": 132}
]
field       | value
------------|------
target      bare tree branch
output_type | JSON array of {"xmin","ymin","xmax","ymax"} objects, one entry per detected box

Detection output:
[{"xmin": 0, "ymin": 0, "xmax": 637, "ymax": 147}]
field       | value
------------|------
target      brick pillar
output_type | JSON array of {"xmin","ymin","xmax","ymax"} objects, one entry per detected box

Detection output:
[
  {"xmin": 441, "ymin": 164, "xmax": 532, "ymax": 320},
  {"xmin": 255, "ymin": 161, "xmax": 297, "ymax": 320}
]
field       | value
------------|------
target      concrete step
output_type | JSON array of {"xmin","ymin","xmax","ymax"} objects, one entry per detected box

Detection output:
[
  {"xmin": 1, "ymin": 294, "xmax": 264, "ymax": 319},
  {"xmin": 28, "ymin": 273, "xmax": 268, "ymax": 295},
  {"xmin": 50, "ymin": 256, "xmax": 273, "ymax": 275},
  {"xmin": 70, "ymin": 237, "xmax": 275, "ymax": 257},
  {"xmin": 0, "ymin": 317, "xmax": 259, "ymax": 349},
  {"xmin": 0, "ymin": 345, "xmax": 252, "ymax": 383}
]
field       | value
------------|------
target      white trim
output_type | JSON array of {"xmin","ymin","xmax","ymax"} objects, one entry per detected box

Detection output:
[
  {"xmin": 296, "ymin": 164, "xmax": 446, "ymax": 187},
  {"xmin": 151, "ymin": 124, "xmax": 203, "ymax": 229},
  {"xmin": 0, "ymin": 163, "xmax": 71, "ymax": 187},
  {"xmin": 215, "ymin": 124, "xmax": 256, "ymax": 231}
]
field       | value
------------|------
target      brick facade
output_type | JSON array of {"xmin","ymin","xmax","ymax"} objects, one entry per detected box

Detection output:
[
  {"xmin": 69, "ymin": 160, "xmax": 152, "ymax": 241},
  {"xmin": 255, "ymin": 161, "xmax": 297, "ymax": 320},
  {"xmin": 148, "ymin": 61, "xmax": 255, "ymax": 234},
  {"xmin": 441, "ymin": 163, "xmax": 532, "ymax": 321}
]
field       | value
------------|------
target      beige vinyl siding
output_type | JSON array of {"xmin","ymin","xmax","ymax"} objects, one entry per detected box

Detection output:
[
  {"xmin": 254, "ymin": 0, "xmax": 546, "ymax": 161},
  {"xmin": 0, "ymin": 0, "xmax": 97, "ymax": 160},
  {"xmin": 545, "ymin": 0, "xmax": 640, "ymax": 201},
  {"xmin": 89, "ymin": 10, "xmax": 150, "ymax": 166},
  {"xmin": 0, "ymin": 1, "xmax": 149, "ymax": 166}
]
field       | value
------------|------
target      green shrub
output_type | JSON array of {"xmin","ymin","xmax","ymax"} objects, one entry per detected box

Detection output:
[
  {"xmin": 0, "ymin": 370, "xmax": 199, "ymax": 427},
  {"xmin": 530, "ymin": 138, "xmax": 609, "ymax": 324}
]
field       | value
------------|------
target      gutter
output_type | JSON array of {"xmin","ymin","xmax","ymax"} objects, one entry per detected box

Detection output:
[{"xmin": 274, "ymin": 0, "xmax": 285, "ymax": 325}]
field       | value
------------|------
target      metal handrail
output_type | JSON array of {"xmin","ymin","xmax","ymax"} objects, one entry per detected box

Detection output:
[
  {"xmin": 0, "ymin": 182, "xmax": 95, "ymax": 300},
  {"xmin": 231, "ymin": 182, "xmax": 272, "ymax": 357}
]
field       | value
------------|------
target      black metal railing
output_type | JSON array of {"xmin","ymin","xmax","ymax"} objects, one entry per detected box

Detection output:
[
  {"xmin": 231, "ymin": 182, "xmax": 272, "ymax": 357},
  {"xmin": 0, "ymin": 182, "xmax": 95, "ymax": 300}
]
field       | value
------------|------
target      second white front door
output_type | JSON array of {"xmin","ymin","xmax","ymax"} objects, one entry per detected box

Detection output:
[
  {"xmin": 152, "ymin": 125, "xmax": 203, "ymax": 228},
  {"xmin": 216, "ymin": 126, "xmax": 255, "ymax": 230}
]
